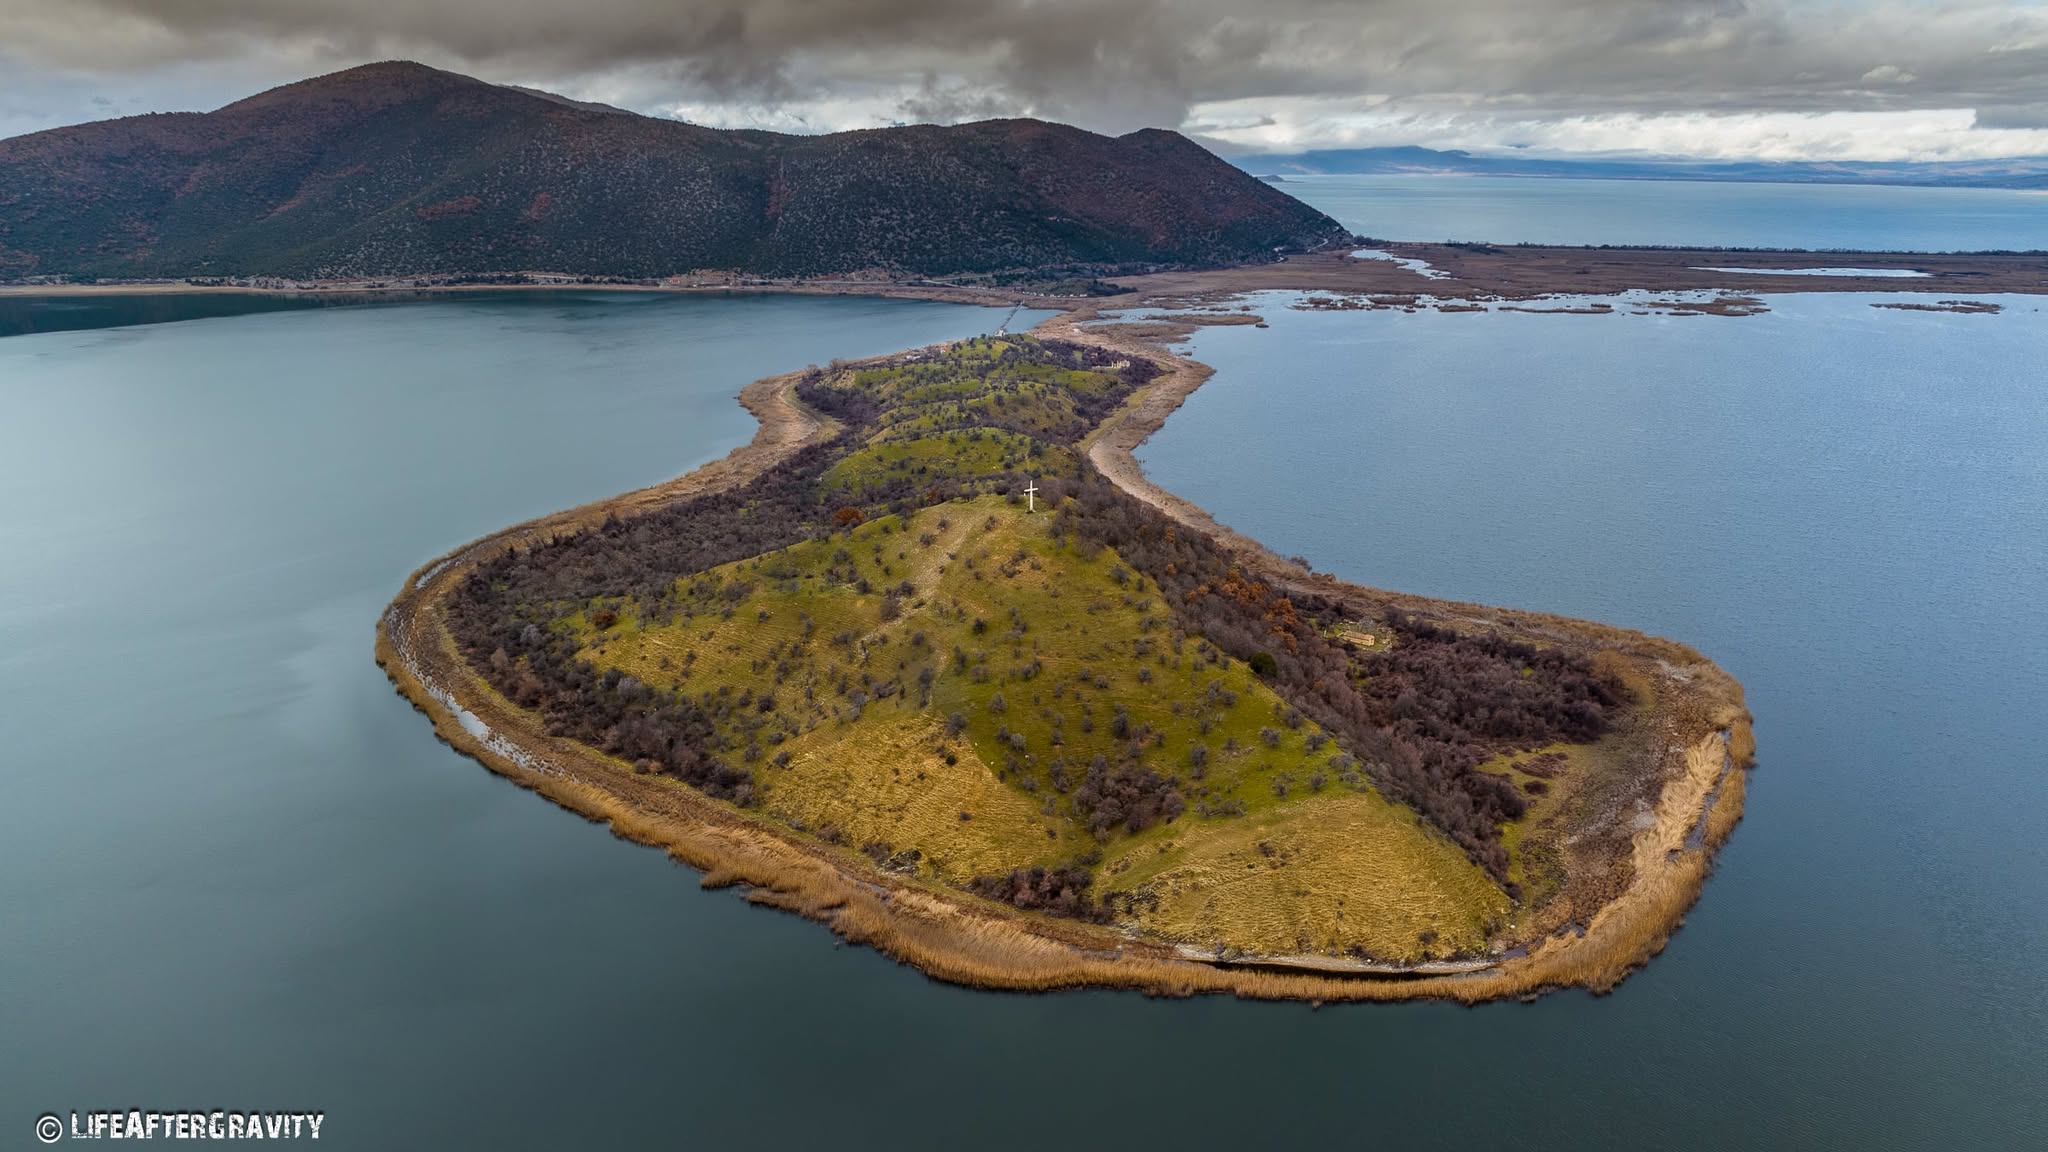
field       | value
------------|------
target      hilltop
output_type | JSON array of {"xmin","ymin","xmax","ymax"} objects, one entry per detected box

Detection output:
[{"xmin": 0, "ymin": 62, "xmax": 1350, "ymax": 281}]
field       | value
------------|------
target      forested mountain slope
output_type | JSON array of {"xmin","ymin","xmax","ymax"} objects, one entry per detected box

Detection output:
[{"xmin": 0, "ymin": 62, "xmax": 1351, "ymax": 280}]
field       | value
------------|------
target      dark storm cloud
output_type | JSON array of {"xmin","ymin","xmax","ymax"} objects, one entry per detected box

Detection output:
[{"xmin": 3, "ymin": 1, "xmax": 2047, "ymax": 144}]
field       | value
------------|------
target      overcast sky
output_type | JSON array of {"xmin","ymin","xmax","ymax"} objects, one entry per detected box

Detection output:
[{"xmin": 5, "ymin": 0, "xmax": 2048, "ymax": 160}]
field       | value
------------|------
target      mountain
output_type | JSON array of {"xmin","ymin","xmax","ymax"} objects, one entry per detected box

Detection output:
[
  {"xmin": 0, "ymin": 62, "xmax": 1351, "ymax": 281},
  {"xmin": 1235, "ymin": 145, "xmax": 2048, "ymax": 190}
]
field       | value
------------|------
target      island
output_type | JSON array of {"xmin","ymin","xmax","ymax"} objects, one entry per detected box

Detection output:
[
  {"xmin": 378, "ymin": 313, "xmax": 1754, "ymax": 1003},
  {"xmin": 8, "ymin": 56, "xmax": 1851, "ymax": 1000}
]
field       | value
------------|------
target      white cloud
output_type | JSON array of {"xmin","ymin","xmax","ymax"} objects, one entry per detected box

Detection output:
[{"xmin": 1190, "ymin": 97, "xmax": 2048, "ymax": 161}]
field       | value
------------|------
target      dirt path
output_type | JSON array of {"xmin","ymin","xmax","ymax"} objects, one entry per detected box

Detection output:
[{"xmin": 1035, "ymin": 309, "xmax": 1272, "ymax": 560}]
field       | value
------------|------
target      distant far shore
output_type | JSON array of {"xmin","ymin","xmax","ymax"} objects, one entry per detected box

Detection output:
[
  {"xmin": 0, "ymin": 277, "xmax": 1023, "ymax": 309},
  {"xmin": 6, "ymin": 243, "xmax": 2045, "ymax": 308}
]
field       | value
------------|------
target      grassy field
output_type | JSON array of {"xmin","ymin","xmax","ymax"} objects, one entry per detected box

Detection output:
[
  {"xmin": 823, "ymin": 428, "xmax": 1054, "ymax": 496},
  {"xmin": 570, "ymin": 494, "xmax": 1507, "ymax": 960}
]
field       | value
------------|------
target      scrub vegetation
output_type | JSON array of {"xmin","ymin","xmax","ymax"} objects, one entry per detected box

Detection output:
[
  {"xmin": 439, "ymin": 335, "xmax": 1650, "ymax": 964},
  {"xmin": 0, "ymin": 61, "xmax": 1349, "ymax": 281}
]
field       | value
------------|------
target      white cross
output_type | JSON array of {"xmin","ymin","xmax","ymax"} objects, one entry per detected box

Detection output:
[{"xmin": 1024, "ymin": 479, "xmax": 1039, "ymax": 513}]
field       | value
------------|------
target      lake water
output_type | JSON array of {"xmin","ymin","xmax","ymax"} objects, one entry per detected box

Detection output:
[
  {"xmin": 3, "ymin": 289, "xmax": 2044, "ymax": 1149},
  {"xmin": 1280, "ymin": 173, "xmax": 2048, "ymax": 252},
  {"xmin": 1138, "ymin": 292, "xmax": 2048, "ymax": 1148}
]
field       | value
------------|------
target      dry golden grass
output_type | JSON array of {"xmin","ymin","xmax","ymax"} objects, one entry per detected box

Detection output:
[
  {"xmin": 1107, "ymin": 790, "xmax": 1508, "ymax": 960},
  {"xmin": 762, "ymin": 714, "xmax": 1062, "ymax": 882},
  {"xmin": 1704, "ymin": 749, "xmax": 1749, "ymax": 851}
]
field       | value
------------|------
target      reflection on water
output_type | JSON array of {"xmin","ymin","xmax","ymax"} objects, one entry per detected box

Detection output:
[{"xmin": 0, "ymin": 291, "xmax": 391, "ymax": 337}]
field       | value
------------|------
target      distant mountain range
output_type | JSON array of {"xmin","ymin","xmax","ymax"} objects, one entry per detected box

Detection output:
[
  {"xmin": 1238, "ymin": 145, "xmax": 2048, "ymax": 190},
  {"xmin": 0, "ymin": 62, "xmax": 1350, "ymax": 281}
]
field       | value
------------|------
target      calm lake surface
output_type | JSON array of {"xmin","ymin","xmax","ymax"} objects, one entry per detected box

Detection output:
[
  {"xmin": 4, "ymin": 289, "xmax": 2044, "ymax": 1149},
  {"xmin": 1280, "ymin": 173, "xmax": 2048, "ymax": 252},
  {"xmin": 1138, "ymin": 292, "xmax": 2048, "ymax": 1148}
]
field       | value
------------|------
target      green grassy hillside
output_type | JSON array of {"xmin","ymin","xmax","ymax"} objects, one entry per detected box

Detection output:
[
  {"xmin": 572, "ymin": 497, "xmax": 1507, "ymax": 958},
  {"xmin": 448, "ymin": 335, "xmax": 1631, "ymax": 963}
]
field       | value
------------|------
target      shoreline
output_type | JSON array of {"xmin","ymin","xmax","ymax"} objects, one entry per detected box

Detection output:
[
  {"xmin": 375, "ymin": 277, "xmax": 1756, "ymax": 1002},
  {"xmin": 9, "ymin": 243, "xmax": 2045, "ymax": 309}
]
